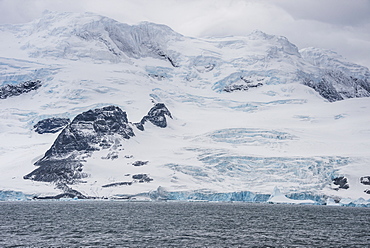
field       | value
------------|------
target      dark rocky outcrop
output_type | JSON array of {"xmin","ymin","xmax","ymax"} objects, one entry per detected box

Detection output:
[
  {"xmin": 33, "ymin": 193, "xmax": 84, "ymax": 200},
  {"xmin": 33, "ymin": 183, "xmax": 88, "ymax": 199},
  {"xmin": 101, "ymin": 174, "xmax": 153, "ymax": 188},
  {"xmin": 101, "ymin": 151, "xmax": 119, "ymax": 160},
  {"xmin": 148, "ymin": 74, "xmax": 165, "ymax": 80},
  {"xmin": 132, "ymin": 174, "xmax": 153, "ymax": 183},
  {"xmin": 34, "ymin": 117, "xmax": 70, "ymax": 134},
  {"xmin": 157, "ymin": 50, "xmax": 179, "ymax": 67},
  {"xmin": 223, "ymin": 77, "xmax": 263, "ymax": 93},
  {"xmin": 135, "ymin": 103, "xmax": 172, "ymax": 131},
  {"xmin": 23, "ymin": 160, "xmax": 86, "ymax": 184},
  {"xmin": 38, "ymin": 105, "xmax": 134, "ymax": 161},
  {"xmin": 360, "ymin": 176, "xmax": 370, "ymax": 185},
  {"xmin": 102, "ymin": 182, "xmax": 133, "ymax": 188},
  {"xmin": 24, "ymin": 105, "xmax": 135, "ymax": 184},
  {"xmin": 304, "ymin": 78, "xmax": 344, "ymax": 102},
  {"xmin": 303, "ymin": 71, "xmax": 370, "ymax": 102},
  {"xmin": 132, "ymin": 161, "xmax": 148, "ymax": 166},
  {"xmin": 333, "ymin": 176, "xmax": 349, "ymax": 190},
  {"xmin": 0, "ymin": 80, "xmax": 41, "ymax": 99},
  {"xmin": 33, "ymin": 190, "xmax": 88, "ymax": 200},
  {"xmin": 24, "ymin": 104, "xmax": 171, "ymax": 195}
]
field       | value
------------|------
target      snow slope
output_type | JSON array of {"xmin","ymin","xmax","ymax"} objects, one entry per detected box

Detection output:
[{"xmin": 0, "ymin": 11, "xmax": 369, "ymax": 203}]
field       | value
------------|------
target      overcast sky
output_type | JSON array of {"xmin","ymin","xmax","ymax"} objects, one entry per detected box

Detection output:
[{"xmin": 0, "ymin": 0, "xmax": 369, "ymax": 68}]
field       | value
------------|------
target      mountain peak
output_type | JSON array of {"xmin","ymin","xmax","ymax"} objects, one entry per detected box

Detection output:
[
  {"xmin": 248, "ymin": 30, "xmax": 274, "ymax": 40},
  {"xmin": 12, "ymin": 11, "xmax": 182, "ymax": 62},
  {"xmin": 246, "ymin": 30, "xmax": 300, "ymax": 57}
]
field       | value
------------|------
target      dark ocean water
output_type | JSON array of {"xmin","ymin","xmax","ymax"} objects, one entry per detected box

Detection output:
[{"xmin": 0, "ymin": 201, "xmax": 369, "ymax": 247}]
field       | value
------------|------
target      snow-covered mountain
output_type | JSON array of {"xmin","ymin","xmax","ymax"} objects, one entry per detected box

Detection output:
[{"xmin": 1, "ymin": 11, "xmax": 370, "ymax": 205}]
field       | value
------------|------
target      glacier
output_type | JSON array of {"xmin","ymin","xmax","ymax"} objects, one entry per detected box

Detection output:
[
  {"xmin": 0, "ymin": 190, "xmax": 30, "ymax": 201},
  {"xmin": 0, "ymin": 11, "xmax": 369, "ymax": 205}
]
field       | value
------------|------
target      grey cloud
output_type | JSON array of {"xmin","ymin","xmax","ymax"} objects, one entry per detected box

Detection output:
[{"xmin": 272, "ymin": 0, "xmax": 370, "ymax": 26}]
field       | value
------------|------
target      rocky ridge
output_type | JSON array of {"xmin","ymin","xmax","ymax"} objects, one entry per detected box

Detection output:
[
  {"xmin": 24, "ymin": 103, "xmax": 172, "ymax": 188},
  {"xmin": 0, "ymin": 80, "xmax": 41, "ymax": 99}
]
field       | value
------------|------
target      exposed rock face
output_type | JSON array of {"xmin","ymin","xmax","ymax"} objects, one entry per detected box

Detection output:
[
  {"xmin": 102, "ymin": 182, "xmax": 133, "ymax": 188},
  {"xmin": 360, "ymin": 176, "xmax": 370, "ymax": 185},
  {"xmin": 303, "ymin": 71, "xmax": 370, "ymax": 102},
  {"xmin": 39, "ymin": 105, "xmax": 134, "ymax": 161},
  {"xmin": 24, "ymin": 104, "xmax": 171, "ymax": 187},
  {"xmin": 100, "ymin": 173, "xmax": 153, "ymax": 188},
  {"xmin": 223, "ymin": 77, "xmax": 263, "ymax": 93},
  {"xmin": 0, "ymin": 80, "xmax": 41, "ymax": 99},
  {"xmin": 34, "ymin": 117, "xmax": 70, "ymax": 134},
  {"xmin": 101, "ymin": 151, "xmax": 119, "ymax": 160},
  {"xmin": 135, "ymin": 103, "xmax": 172, "ymax": 131},
  {"xmin": 24, "ymin": 105, "xmax": 135, "ymax": 184},
  {"xmin": 333, "ymin": 176, "xmax": 349, "ymax": 190},
  {"xmin": 304, "ymin": 77, "xmax": 343, "ymax": 102},
  {"xmin": 34, "ymin": 192, "xmax": 85, "ymax": 200},
  {"xmin": 132, "ymin": 174, "xmax": 153, "ymax": 183},
  {"xmin": 300, "ymin": 48, "xmax": 370, "ymax": 102},
  {"xmin": 23, "ymin": 161, "xmax": 86, "ymax": 184},
  {"xmin": 33, "ymin": 185, "xmax": 87, "ymax": 199},
  {"xmin": 132, "ymin": 161, "xmax": 149, "ymax": 166}
]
